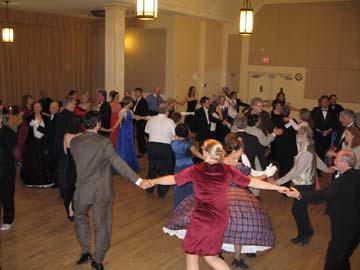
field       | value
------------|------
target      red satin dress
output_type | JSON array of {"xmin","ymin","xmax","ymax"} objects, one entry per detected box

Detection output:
[
  {"xmin": 174, "ymin": 162, "xmax": 250, "ymax": 256},
  {"xmin": 109, "ymin": 102, "xmax": 121, "ymax": 146}
]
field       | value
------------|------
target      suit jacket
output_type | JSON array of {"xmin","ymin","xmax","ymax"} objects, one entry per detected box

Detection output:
[
  {"xmin": 270, "ymin": 119, "xmax": 298, "ymax": 176},
  {"xmin": 134, "ymin": 97, "xmax": 149, "ymax": 117},
  {"xmin": 311, "ymin": 107, "xmax": 336, "ymax": 134},
  {"xmin": 237, "ymin": 131, "xmax": 267, "ymax": 170},
  {"xmin": 190, "ymin": 107, "xmax": 215, "ymax": 142},
  {"xmin": 0, "ymin": 125, "xmax": 17, "ymax": 192},
  {"xmin": 45, "ymin": 113, "xmax": 58, "ymax": 157},
  {"xmin": 54, "ymin": 109, "xmax": 75, "ymax": 159},
  {"xmin": 70, "ymin": 131, "xmax": 140, "ymax": 204},
  {"xmin": 100, "ymin": 101, "xmax": 111, "ymax": 129},
  {"xmin": 301, "ymin": 168, "xmax": 360, "ymax": 230}
]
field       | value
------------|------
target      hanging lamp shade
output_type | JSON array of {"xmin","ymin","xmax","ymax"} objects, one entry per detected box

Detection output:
[
  {"xmin": 137, "ymin": 0, "xmax": 158, "ymax": 20},
  {"xmin": 239, "ymin": 0, "xmax": 254, "ymax": 36},
  {"xmin": 2, "ymin": 27, "xmax": 14, "ymax": 43},
  {"xmin": 2, "ymin": 1, "xmax": 14, "ymax": 43}
]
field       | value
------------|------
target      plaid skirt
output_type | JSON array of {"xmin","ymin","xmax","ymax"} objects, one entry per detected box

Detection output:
[{"xmin": 164, "ymin": 187, "xmax": 275, "ymax": 253}]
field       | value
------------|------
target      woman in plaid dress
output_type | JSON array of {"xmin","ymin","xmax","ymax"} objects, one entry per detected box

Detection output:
[{"xmin": 153, "ymin": 139, "xmax": 285, "ymax": 270}]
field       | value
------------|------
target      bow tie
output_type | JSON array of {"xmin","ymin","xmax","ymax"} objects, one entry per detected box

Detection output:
[{"xmin": 322, "ymin": 109, "xmax": 328, "ymax": 112}]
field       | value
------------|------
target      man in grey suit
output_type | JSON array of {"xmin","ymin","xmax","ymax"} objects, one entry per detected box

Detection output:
[{"xmin": 70, "ymin": 111, "xmax": 151, "ymax": 270}]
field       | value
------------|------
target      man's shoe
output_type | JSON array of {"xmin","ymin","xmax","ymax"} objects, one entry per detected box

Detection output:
[
  {"xmin": 232, "ymin": 259, "xmax": 249, "ymax": 269},
  {"xmin": 91, "ymin": 260, "xmax": 105, "ymax": 270},
  {"xmin": 301, "ymin": 236, "xmax": 312, "ymax": 245},
  {"xmin": 76, "ymin": 253, "xmax": 92, "ymax": 265},
  {"xmin": 0, "ymin": 223, "xmax": 14, "ymax": 231},
  {"xmin": 290, "ymin": 236, "xmax": 303, "ymax": 244},
  {"xmin": 136, "ymin": 153, "xmax": 144, "ymax": 159}
]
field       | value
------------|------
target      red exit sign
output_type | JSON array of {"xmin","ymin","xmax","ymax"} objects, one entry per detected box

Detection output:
[{"xmin": 262, "ymin": 57, "xmax": 270, "ymax": 64}]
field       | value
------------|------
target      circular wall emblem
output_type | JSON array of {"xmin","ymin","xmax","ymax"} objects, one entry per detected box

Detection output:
[{"xmin": 295, "ymin": 73, "xmax": 303, "ymax": 81}]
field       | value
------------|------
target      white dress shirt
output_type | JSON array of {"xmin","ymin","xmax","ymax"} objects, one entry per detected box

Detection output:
[{"xmin": 145, "ymin": 114, "xmax": 175, "ymax": 144}]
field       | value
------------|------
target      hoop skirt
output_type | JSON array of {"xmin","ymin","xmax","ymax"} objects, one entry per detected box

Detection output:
[
  {"xmin": 164, "ymin": 164, "xmax": 275, "ymax": 254},
  {"xmin": 173, "ymin": 163, "xmax": 251, "ymax": 256}
]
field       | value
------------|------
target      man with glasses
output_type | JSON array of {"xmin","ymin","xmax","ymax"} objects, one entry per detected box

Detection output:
[{"xmin": 286, "ymin": 150, "xmax": 360, "ymax": 270}]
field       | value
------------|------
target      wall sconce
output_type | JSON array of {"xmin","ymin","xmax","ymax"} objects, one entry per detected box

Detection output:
[
  {"xmin": 239, "ymin": 0, "xmax": 254, "ymax": 36},
  {"xmin": 2, "ymin": 0, "xmax": 14, "ymax": 43},
  {"xmin": 137, "ymin": 0, "xmax": 158, "ymax": 21}
]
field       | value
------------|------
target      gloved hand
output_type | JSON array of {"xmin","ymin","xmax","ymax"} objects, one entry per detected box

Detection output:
[{"xmin": 265, "ymin": 163, "xmax": 277, "ymax": 178}]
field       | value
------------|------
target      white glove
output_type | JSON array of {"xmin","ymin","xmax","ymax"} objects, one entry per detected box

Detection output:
[
  {"xmin": 29, "ymin": 119, "xmax": 39, "ymax": 127},
  {"xmin": 265, "ymin": 163, "xmax": 277, "ymax": 178}
]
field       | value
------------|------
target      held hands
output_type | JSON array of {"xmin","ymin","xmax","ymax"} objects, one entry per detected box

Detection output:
[
  {"xmin": 285, "ymin": 187, "xmax": 300, "ymax": 199},
  {"xmin": 139, "ymin": 179, "xmax": 156, "ymax": 190},
  {"xmin": 277, "ymin": 186, "xmax": 290, "ymax": 194}
]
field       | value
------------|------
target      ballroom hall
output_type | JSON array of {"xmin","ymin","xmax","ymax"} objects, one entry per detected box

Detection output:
[{"xmin": 1, "ymin": 1, "xmax": 360, "ymax": 270}]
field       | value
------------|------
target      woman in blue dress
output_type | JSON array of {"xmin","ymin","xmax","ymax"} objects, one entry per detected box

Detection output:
[
  {"xmin": 171, "ymin": 123, "xmax": 203, "ymax": 209},
  {"xmin": 110, "ymin": 96, "xmax": 146, "ymax": 172}
]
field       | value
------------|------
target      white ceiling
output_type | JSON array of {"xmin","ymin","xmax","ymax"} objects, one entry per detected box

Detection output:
[{"xmin": 2, "ymin": 0, "xmax": 352, "ymax": 20}]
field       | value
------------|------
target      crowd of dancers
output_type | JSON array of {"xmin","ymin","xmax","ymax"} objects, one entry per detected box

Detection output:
[{"xmin": 0, "ymin": 86, "xmax": 360, "ymax": 270}]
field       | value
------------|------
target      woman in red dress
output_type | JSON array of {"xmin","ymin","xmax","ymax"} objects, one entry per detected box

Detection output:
[
  {"xmin": 151, "ymin": 139, "xmax": 288, "ymax": 270},
  {"xmin": 74, "ymin": 92, "xmax": 91, "ymax": 117},
  {"xmin": 109, "ymin": 91, "xmax": 121, "ymax": 147}
]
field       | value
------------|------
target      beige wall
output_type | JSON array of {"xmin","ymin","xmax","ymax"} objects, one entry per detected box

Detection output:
[
  {"xmin": 124, "ymin": 28, "xmax": 166, "ymax": 93},
  {"xmin": 248, "ymin": 1, "xmax": 360, "ymax": 111},
  {"xmin": 227, "ymin": 34, "xmax": 242, "ymax": 92},
  {"xmin": 204, "ymin": 20, "xmax": 223, "ymax": 96}
]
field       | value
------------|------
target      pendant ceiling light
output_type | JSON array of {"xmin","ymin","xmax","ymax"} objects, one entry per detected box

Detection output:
[
  {"xmin": 239, "ymin": 0, "xmax": 254, "ymax": 36},
  {"xmin": 2, "ymin": 0, "xmax": 14, "ymax": 43},
  {"xmin": 137, "ymin": 0, "xmax": 158, "ymax": 21}
]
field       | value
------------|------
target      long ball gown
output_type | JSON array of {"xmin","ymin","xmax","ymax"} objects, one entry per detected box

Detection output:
[
  {"xmin": 115, "ymin": 110, "xmax": 139, "ymax": 172},
  {"xmin": 109, "ymin": 102, "xmax": 121, "ymax": 147}
]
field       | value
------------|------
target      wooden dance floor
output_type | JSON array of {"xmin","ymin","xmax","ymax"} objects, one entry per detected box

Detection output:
[{"xmin": 1, "ymin": 158, "xmax": 359, "ymax": 270}]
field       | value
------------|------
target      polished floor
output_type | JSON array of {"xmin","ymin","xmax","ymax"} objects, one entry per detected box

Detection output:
[{"xmin": 1, "ymin": 158, "xmax": 359, "ymax": 270}]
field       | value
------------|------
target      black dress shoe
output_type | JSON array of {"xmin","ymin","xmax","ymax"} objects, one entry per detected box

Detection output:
[
  {"xmin": 232, "ymin": 259, "xmax": 249, "ymax": 269},
  {"xmin": 245, "ymin": 253, "xmax": 256, "ymax": 258},
  {"xmin": 136, "ymin": 153, "xmax": 144, "ymax": 159},
  {"xmin": 91, "ymin": 260, "xmax": 105, "ymax": 270},
  {"xmin": 76, "ymin": 253, "xmax": 92, "ymax": 265},
  {"xmin": 301, "ymin": 236, "xmax": 312, "ymax": 245},
  {"xmin": 290, "ymin": 236, "xmax": 303, "ymax": 244}
]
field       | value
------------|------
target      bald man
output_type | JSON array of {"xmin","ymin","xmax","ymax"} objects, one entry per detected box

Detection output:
[{"xmin": 287, "ymin": 150, "xmax": 360, "ymax": 270}]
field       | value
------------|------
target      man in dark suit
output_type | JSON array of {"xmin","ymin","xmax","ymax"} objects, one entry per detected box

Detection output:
[
  {"xmin": 55, "ymin": 97, "xmax": 76, "ymax": 198},
  {"xmin": 39, "ymin": 90, "xmax": 53, "ymax": 115},
  {"xmin": 270, "ymin": 105, "xmax": 298, "ymax": 184},
  {"xmin": 230, "ymin": 91, "xmax": 250, "ymax": 113},
  {"xmin": 233, "ymin": 113, "xmax": 267, "ymax": 170},
  {"xmin": 96, "ymin": 89, "xmax": 111, "ymax": 137},
  {"xmin": 329, "ymin": 94, "xmax": 344, "ymax": 120},
  {"xmin": 333, "ymin": 109, "xmax": 357, "ymax": 151},
  {"xmin": 45, "ymin": 101, "xmax": 60, "ymax": 184},
  {"xmin": 311, "ymin": 95, "xmax": 337, "ymax": 161},
  {"xmin": 133, "ymin": 88, "xmax": 149, "ymax": 158},
  {"xmin": 0, "ymin": 112, "xmax": 17, "ymax": 231},
  {"xmin": 190, "ymin": 96, "xmax": 215, "ymax": 146},
  {"xmin": 286, "ymin": 150, "xmax": 360, "ymax": 270},
  {"xmin": 70, "ymin": 111, "xmax": 151, "ymax": 270}
]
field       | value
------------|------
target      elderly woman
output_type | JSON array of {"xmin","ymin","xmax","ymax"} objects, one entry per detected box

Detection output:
[
  {"xmin": 151, "ymin": 139, "xmax": 287, "ymax": 270},
  {"xmin": 274, "ymin": 126, "xmax": 330, "ymax": 245}
]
